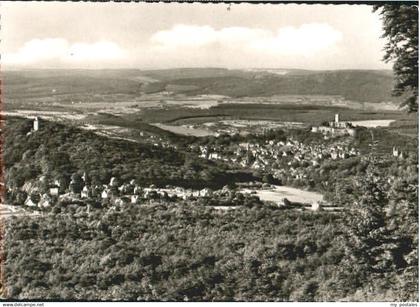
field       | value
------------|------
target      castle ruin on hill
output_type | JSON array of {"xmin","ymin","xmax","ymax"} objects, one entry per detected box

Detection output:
[{"xmin": 311, "ymin": 113, "xmax": 356, "ymax": 137}]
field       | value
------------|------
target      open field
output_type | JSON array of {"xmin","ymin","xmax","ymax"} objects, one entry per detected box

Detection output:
[
  {"xmin": 242, "ymin": 185, "xmax": 324, "ymax": 204},
  {"xmin": 137, "ymin": 103, "xmax": 408, "ymax": 126},
  {"xmin": 152, "ymin": 120, "xmax": 308, "ymax": 137},
  {"xmin": 0, "ymin": 204, "xmax": 39, "ymax": 218},
  {"xmin": 152, "ymin": 123, "xmax": 215, "ymax": 137},
  {"xmin": 349, "ymin": 119, "xmax": 396, "ymax": 127}
]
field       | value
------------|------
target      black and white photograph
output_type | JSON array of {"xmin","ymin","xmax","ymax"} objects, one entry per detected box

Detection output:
[{"xmin": 0, "ymin": 1, "xmax": 418, "ymax": 302}]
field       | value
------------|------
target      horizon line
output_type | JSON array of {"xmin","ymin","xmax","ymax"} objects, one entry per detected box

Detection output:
[{"xmin": 1, "ymin": 67, "xmax": 393, "ymax": 72}]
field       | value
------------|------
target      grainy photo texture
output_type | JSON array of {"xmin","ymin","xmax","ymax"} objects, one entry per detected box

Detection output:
[{"xmin": 0, "ymin": 1, "xmax": 418, "ymax": 302}]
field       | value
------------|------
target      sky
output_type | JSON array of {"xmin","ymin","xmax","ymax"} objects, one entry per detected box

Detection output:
[{"xmin": 1, "ymin": 2, "xmax": 392, "ymax": 70}]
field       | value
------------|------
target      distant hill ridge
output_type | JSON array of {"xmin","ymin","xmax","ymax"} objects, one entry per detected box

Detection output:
[{"xmin": 4, "ymin": 68, "xmax": 399, "ymax": 104}]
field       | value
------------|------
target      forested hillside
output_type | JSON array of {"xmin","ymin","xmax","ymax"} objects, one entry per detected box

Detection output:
[
  {"xmin": 148, "ymin": 70, "xmax": 398, "ymax": 103},
  {"xmin": 3, "ymin": 117, "xmax": 241, "ymax": 191}
]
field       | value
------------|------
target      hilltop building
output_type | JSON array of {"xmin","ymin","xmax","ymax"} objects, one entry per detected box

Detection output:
[
  {"xmin": 311, "ymin": 114, "xmax": 356, "ymax": 137},
  {"xmin": 27, "ymin": 117, "xmax": 40, "ymax": 136}
]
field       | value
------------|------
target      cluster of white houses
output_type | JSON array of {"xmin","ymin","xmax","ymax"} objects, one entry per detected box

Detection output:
[
  {"xmin": 17, "ymin": 176, "xmax": 328, "ymax": 212},
  {"xmin": 17, "ymin": 174, "xmax": 235, "ymax": 209}
]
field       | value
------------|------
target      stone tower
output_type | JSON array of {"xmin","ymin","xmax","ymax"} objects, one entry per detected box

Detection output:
[{"xmin": 33, "ymin": 117, "xmax": 39, "ymax": 131}]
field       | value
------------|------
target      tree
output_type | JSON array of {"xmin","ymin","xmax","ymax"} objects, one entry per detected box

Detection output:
[
  {"xmin": 69, "ymin": 173, "xmax": 83, "ymax": 194},
  {"xmin": 345, "ymin": 166, "xmax": 390, "ymax": 272},
  {"xmin": 262, "ymin": 173, "xmax": 275, "ymax": 184},
  {"xmin": 374, "ymin": 4, "xmax": 418, "ymax": 112},
  {"xmin": 386, "ymin": 176, "xmax": 418, "ymax": 300}
]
